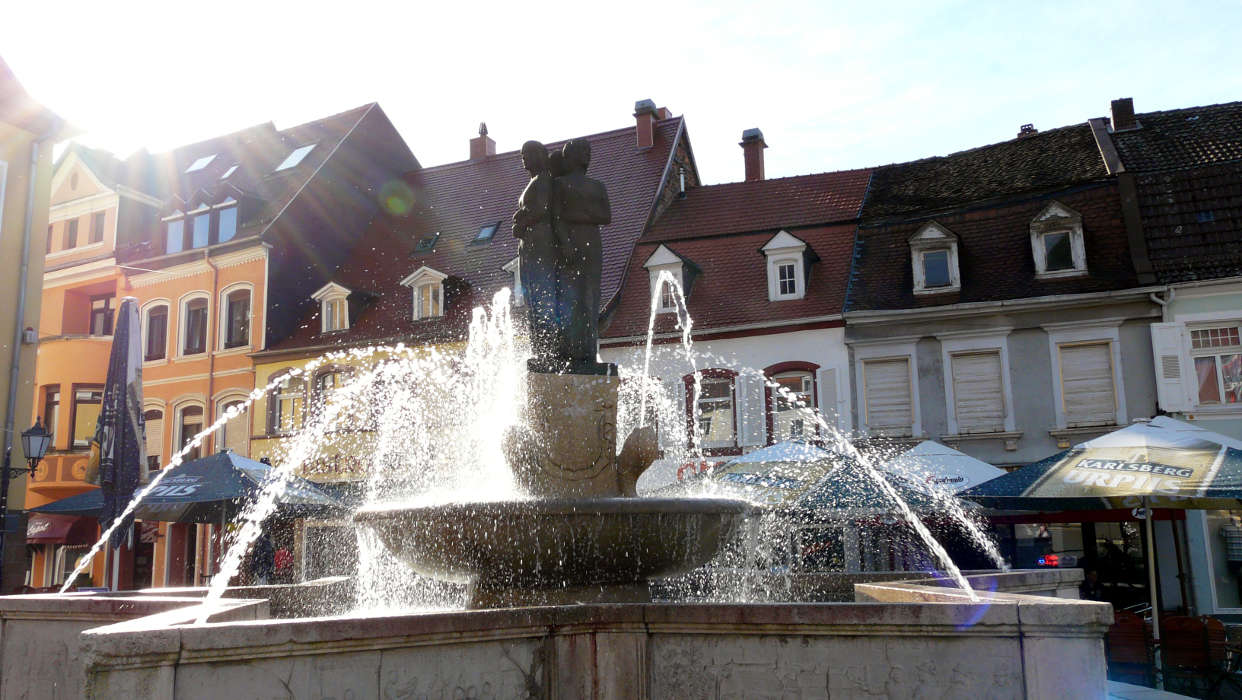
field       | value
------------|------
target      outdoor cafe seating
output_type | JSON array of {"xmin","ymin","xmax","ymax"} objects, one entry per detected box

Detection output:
[{"xmin": 1106, "ymin": 611, "xmax": 1239, "ymax": 697}]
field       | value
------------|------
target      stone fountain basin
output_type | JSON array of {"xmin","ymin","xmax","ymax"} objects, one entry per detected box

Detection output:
[{"xmin": 354, "ymin": 497, "xmax": 750, "ymax": 605}]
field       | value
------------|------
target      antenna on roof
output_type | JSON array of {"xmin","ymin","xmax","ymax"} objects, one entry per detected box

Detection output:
[{"xmin": 479, "ymin": 122, "xmax": 488, "ymax": 137}]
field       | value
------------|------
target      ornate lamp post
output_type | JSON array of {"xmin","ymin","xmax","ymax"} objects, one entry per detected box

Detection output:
[{"xmin": 0, "ymin": 418, "xmax": 51, "ymax": 589}]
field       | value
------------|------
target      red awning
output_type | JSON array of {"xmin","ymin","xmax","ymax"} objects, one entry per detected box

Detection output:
[{"xmin": 26, "ymin": 513, "xmax": 96, "ymax": 544}]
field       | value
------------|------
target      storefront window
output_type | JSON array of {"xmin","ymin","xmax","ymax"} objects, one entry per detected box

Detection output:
[{"xmin": 1206, "ymin": 509, "xmax": 1242, "ymax": 609}]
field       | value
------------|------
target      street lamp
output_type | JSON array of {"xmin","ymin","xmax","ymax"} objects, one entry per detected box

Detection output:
[
  {"xmin": 17, "ymin": 419, "xmax": 51, "ymax": 475},
  {"xmin": 0, "ymin": 418, "xmax": 51, "ymax": 591}
]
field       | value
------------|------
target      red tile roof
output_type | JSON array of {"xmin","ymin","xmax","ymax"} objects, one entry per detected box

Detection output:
[
  {"xmin": 642, "ymin": 169, "xmax": 872, "ymax": 242},
  {"xmin": 267, "ymin": 117, "xmax": 685, "ymax": 352}
]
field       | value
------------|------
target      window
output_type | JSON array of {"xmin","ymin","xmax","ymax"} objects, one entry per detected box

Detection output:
[
  {"xmin": 1030, "ymin": 201, "xmax": 1087, "ymax": 278},
  {"xmin": 185, "ymin": 154, "xmax": 216, "ymax": 173},
  {"xmin": 177, "ymin": 406, "xmax": 204, "ymax": 460},
  {"xmin": 89, "ymin": 296, "xmax": 115, "ymax": 336},
  {"xmin": 921, "ymin": 250, "xmax": 951, "ymax": 287},
  {"xmin": 1058, "ymin": 342, "xmax": 1116, "ymax": 427},
  {"xmin": 414, "ymin": 233, "xmax": 440, "ymax": 252},
  {"xmin": 909, "ymin": 222, "xmax": 960, "ymax": 294},
  {"xmin": 400, "ymin": 267, "xmax": 448, "ymax": 321},
  {"xmin": 219, "ymin": 165, "xmax": 238, "ymax": 180},
  {"xmin": 694, "ymin": 374, "xmax": 737, "ymax": 449},
  {"xmin": 269, "ymin": 374, "xmax": 305, "ymax": 434},
  {"xmin": 274, "ymin": 144, "xmax": 315, "ymax": 172},
  {"xmin": 71, "ymin": 386, "xmax": 104, "ymax": 449},
  {"xmin": 218, "ymin": 400, "xmax": 248, "ymax": 456},
  {"xmin": 144, "ymin": 409, "xmax": 163, "ymax": 471},
  {"xmin": 222, "ymin": 289, "xmax": 250, "ymax": 348},
  {"xmin": 144, "ymin": 304, "xmax": 168, "ymax": 361},
  {"xmin": 311, "ymin": 369, "xmax": 353, "ymax": 420},
  {"xmin": 777, "ymin": 262, "xmax": 797, "ymax": 296},
  {"xmin": 949, "ymin": 351, "xmax": 1006, "ymax": 433},
  {"xmin": 474, "ymin": 222, "xmax": 499, "ymax": 244},
  {"xmin": 165, "ymin": 217, "xmax": 184, "ymax": 254},
  {"xmin": 644, "ymin": 244, "xmax": 686, "ymax": 313},
  {"xmin": 1191, "ymin": 325, "xmax": 1242, "ymax": 405},
  {"xmin": 862, "ymin": 358, "xmax": 913, "ymax": 436},
  {"xmin": 65, "ymin": 218, "xmax": 78, "ymax": 249},
  {"xmin": 217, "ymin": 204, "xmax": 238, "ymax": 243},
  {"xmin": 89, "ymin": 211, "xmax": 105, "ymax": 244},
  {"xmin": 503, "ymin": 257, "xmax": 523, "ymax": 306},
  {"xmin": 43, "ymin": 386, "xmax": 60, "ymax": 450},
  {"xmin": 182, "ymin": 297, "xmax": 208, "ymax": 355},
  {"xmin": 313, "ymin": 282, "xmax": 350, "ymax": 332},
  {"xmin": 763, "ymin": 231, "xmax": 809, "ymax": 301},
  {"xmin": 771, "ymin": 371, "xmax": 815, "ymax": 441},
  {"xmin": 190, "ymin": 210, "xmax": 210, "ymax": 249}
]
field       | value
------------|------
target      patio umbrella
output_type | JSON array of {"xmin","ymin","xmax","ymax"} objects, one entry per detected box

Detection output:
[
  {"xmin": 882, "ymin": 440, "xmax": 1006, "ymax": 495},
  {"xmin": 32, "ymin": 450, "xmax": 344, "ymax": 524},
  {"xmin": 960, "ymin": 416, "xmax": 1242, "ymax": 689},
  {"xmin": 662, "ymin": 440, "xmax": 837, "ymax": 504},
  {"xmin": 89, "ymin": 297, "xmax": 146, "ymax": 547}
]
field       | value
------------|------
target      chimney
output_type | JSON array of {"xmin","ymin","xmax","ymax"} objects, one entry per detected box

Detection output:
[
  {"xmin": 634, "ymin": 99, "xmax": 658, "ymax": 149},
  {"xmin": 470, "ymin": 122, "xmax": 495, "ymax": 160},
  {"xmin": 740, "ymin": 128, "xmax": 767, "ymax": 182},
  {"xmin": 1017, "ymin": 123, "xmax": 1038, "ymax": 138},
  {"xmin": 1111, "ymin": 98, "xmax": 1138, "ymax": 131}
]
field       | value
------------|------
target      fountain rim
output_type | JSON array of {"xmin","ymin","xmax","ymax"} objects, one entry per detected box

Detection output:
[{"xmin": 353, "ymin": 496, "xmax": 754, "ymax": 521}]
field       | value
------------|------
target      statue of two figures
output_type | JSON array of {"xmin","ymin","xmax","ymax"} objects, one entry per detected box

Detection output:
[{"xmin": 507, "ymin": 138, "xmax": 657, "ymax": 498}]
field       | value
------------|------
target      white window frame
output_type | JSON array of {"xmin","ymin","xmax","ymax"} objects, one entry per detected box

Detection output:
[
  {"xmin": 142, "ymin": 400, "xmax": 166, "ymax": 469},
  {"xmin": 502, "ymin": 257, "xmax": 523, "ymax": 306},
  {"xmin": 1158, "ymin": 311, "xmax": 1242, "ymax": 414},
  {"xmin": 762, "ymin": 230, "xmax": 808, "ymax": 301},
  {"xmin": 171, "ymin": 399, "xmax": 207, "ymax": 458},
  {"xmin": 162, "ymin": 210, "xmax": 185, "ymax": 254},
  {"xmin": 312, "ymin": 282, "xmax": 351, "ymax": 333},
  {"xmin": 177, "ymin": 292, "xmax": 211, "ymax": 358},
  {"xmin": 643, "ymin": 244, "xmax": 684, "ymax": 313},
  {"xmin": 140, "ymin": 298, "xmax": 172, "ymax": 365},
  {"xmin": 1044, "ymin": 320, "xmax": 1127, "ymax": 430},
  {"xmin": 214, "ymin": 393, "xmax": 250, "ymax": 456},
  {"xmin": 218, "ymin": 283, "xmax": 254, "ymax": 351},
  {"xmin": 909, "ymin": 222, "xmax": 961, "ymax": 295},
  {"xmin": 853, "ymin": 339, "xmax": 921, "ymax": 438},
  {"xmin": 400, "ymin": 266, "xmax": 448, "ymax": 321},
  {"xmin": 937, "ymin": 330, "xmax": 1017, "ymax": 436},
  {"xmin": 1030, "ymin": 201, "xmax": 1087, "ymax": 279}
]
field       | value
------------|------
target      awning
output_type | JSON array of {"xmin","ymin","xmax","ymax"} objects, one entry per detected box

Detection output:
[{"xmin": 26, "ymin": 513, "xmax": 96, "ymax": 545}]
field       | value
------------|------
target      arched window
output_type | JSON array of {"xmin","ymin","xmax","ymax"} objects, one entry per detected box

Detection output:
[
  {"xmin": 143, "ymin": 408, "xmax": 164, "ymax": 471},
  {"xmin": 311, "ymin": 367, "xmax": 354, "ymax": 422},
  {"xmin": 176, "ymin": 405, "xmax": 204, "ymax": 460},
  {"xmin": 142, "ymin": 302, "xmax": 169, "ymax": 361},
  {"xmin": 764, "ymin": 361, "xmax": 820, "ymax": 444},
  {"xmin": 267, "ymin": 373, "xmax": 305, "ymax": 435},
  {"xmin": 217, "ymin": 398, "xmax": 249, "ymax": 456},
  {"xmin": 683, "ymin": 369, "xmax": 739, "ymax": 453},
  {"xmin": 180, "ymin": 294, "xmax": 209, "ymax": 355},
  {"xmin": 220, "ymin": 286, "xmax": 251, "ymax": 349}
]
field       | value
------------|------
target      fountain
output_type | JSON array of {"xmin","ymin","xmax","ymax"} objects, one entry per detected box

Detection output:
[{"xmin": 353, "ymin": 138, "xmax": 749, "ymax": 607}]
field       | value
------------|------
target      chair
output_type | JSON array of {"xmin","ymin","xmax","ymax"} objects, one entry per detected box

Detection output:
[
  {"xmin": 1107, "ymin": 610, "xmax": 1154, "ymax": 687},
  {"xmin": 1161, "ymin": 615, "xmax": 1220, "ymax": 696}
]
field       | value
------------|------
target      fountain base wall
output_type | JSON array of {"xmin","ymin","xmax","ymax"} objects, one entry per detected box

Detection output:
[{"xmin": 68, "ymin": 570, "xmax": 1109, "ymax": 700}]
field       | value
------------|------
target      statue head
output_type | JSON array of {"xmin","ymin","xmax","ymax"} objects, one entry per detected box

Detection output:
[
  {"xmin": 548, "ymin": 150, "xmax": 567, "ymax": 178},
  {"xmin": 520, "ymin": 140, "xmax": 548, "ymax": 174},
  {"xmin": 563, "ymin": 139, "xmax": 591, "ymax": 173}
]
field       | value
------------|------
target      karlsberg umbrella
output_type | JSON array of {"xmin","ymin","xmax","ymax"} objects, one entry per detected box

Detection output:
[
  {"xmin": 32, "ymin": 450, "xmax": 343, "ymax": 524},
  {"xmin": 960, "ymin": 415, "xmax": 1242, "ymax": 689}
]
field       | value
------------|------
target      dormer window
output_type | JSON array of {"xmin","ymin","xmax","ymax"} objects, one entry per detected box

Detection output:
[
  {"xmin": 219, "ymin": 165, "xmax": 238, "ymax": 180},
  {"xmin": 503, "ymin": 257, "xmax": 523, "ymax": 306},
  {"xmin": 762, "ymin": 230, "xmax": 810, "ymax": 301},
  {"xmin": 643, "ymin": 244, "xmax": 688, "ymax": 313},
  {"xmin": 274, "ymin": 144, "xmax": 315, "ymax": 172},
  {"xmin": 162, "ymin": 210, "xmax": 185, "ymax": 254},
  {"xmin": 909, "ymin": 222, "xmax": 961, "ymax": 295},
  {"xmin": 400, "ymin": 267, "xmax": 448, "ymax": 321},
  {"xmin": 185, "ymin": 154, "xmax": 216, "ymax": 173},
  {"xmin": 312, "ymin": 282, "xmax": 351, "ymax": 333},
  {"xmin": 1030, "ymin": 201, "xmax": 1087, "ymax": 278},
  {"xmin": 215, "ymin": 198, "xmax": 239, "ymax": 243}
]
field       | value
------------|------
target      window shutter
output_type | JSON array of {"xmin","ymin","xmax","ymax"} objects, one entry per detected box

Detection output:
[
  {"xmin": 1150, "ymin": 322, "xmax": 1189, "ymax": 412},
  {"xmin": 951, "ymin": 352, "xmax": 1005, "ymax": 434},
  {"xmin": 816, "ymin": 368, "xmax": 838, "ymax": 429},
  {"xmin": 146, "ymin": 415, "xmax": 163, "ymax": 463},
  {"xmin": 738, "ymin": 373, "xmax": 766, "ymax": 447},
  {"xmin": 1060, "ymin": 343, "xmax": 1116, "ymax": 426},
  {"xmin": 225, "ymin": 407, "xmax": 249, "ymax": 456},
  {"xmin": 864, "ymin": 359, "xmax": 913, "ymax": 435}
]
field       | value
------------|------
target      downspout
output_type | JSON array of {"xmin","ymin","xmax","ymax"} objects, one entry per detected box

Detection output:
[
  {"xmin": 0, "ymin": 119, "xmax": 60, "ymax": 589},
  {"xmin": 203, "ymin": 251, "xmax": 219, "ymax": 581},
  {"xmin": 1149, "ymin": 288, "xmax": 1173, "ymax": 323}
]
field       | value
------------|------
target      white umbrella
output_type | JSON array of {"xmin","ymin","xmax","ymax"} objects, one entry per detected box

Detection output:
[{"xmin": 883, "ymin": 440, "xmax": 1005, "ymax": 494}]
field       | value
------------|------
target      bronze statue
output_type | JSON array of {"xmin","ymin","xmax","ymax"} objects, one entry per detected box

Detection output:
[
  {"xmin": 514, "ymin": 138, "xmax": 612, "ymax": 375},
  {"xmin": 513, "ymin": 141, "xmax": 560, "ymax": 365}
]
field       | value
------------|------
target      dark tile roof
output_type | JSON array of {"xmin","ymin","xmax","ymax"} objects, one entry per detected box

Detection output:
[
  {"xmin": 61, "ymin": 143, "xmax": 168, "ymax": 199},
  {"xmin": 1135, "ymin": 161, "xmax": 1242, "ymax": 283},
  {"xmin": 1112, "ymin": 101, "xmax": 1242, "ymax": 172},
  {"xmin": 847, "ymin": 184, "xmax": 1139, "ymax": 312},
  {"xmin": 603, "ymin": 223, "xmax": 857, "ymax": 340},
  {"xmin": 116, "ymin": 104, "xmax": 380, "ymax": 263},
  {"xmin": 268, "ymin": 118, "xmax": 684, "ymax": 352},
  {"xmin": 862, "ymin": 124, "xmax": 1108, "ymax": 221},
  {"xmin": 643, "ymin": 169, "xmax": 872, "ymax": 241}
]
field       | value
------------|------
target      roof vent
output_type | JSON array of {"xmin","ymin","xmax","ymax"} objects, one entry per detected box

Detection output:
[
  {"xmin": 740, "ymin": 128, "xmax": 767, "ymax": 182},
  {"xmin": 1017, "ymin": 124, "xmax": 1038, "ymax": 138}
]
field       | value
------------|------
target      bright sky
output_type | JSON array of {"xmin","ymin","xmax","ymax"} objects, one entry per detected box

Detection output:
[{"xmin": 4, "ymin": 0, "xmax": 1240, "ymax": 184}]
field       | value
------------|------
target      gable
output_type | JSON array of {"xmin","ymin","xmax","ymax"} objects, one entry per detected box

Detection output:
[
  {"xmin": 50, "ymin": 152, "xmax": 109, "ymax": 205},
  {"xmin": 644, "ymin": 244, "xmax": 683, "ymax": 268}
]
